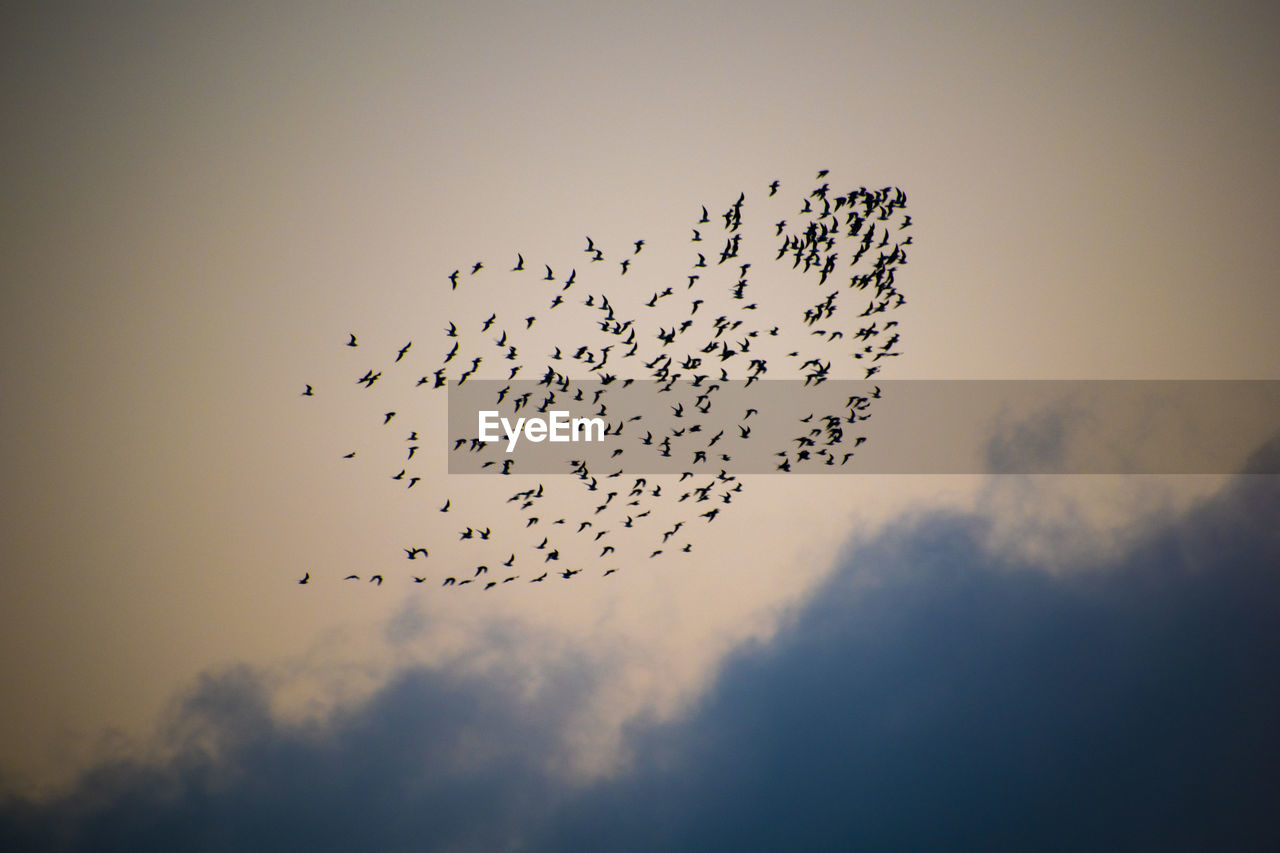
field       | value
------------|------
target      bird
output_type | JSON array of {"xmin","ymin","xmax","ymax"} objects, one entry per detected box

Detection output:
[
  {"xmin": 303, "ymin": 168, "xmax": 912, "ymax": 588},
  {"xmin": 298, "ymin": 572, "xmax": 309, "ymax": 584}
]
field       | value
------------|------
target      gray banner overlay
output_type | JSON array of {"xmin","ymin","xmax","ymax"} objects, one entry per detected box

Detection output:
[{"xmin": 447, "ymin": 380, "xmax": 1280, "ymax": 475}]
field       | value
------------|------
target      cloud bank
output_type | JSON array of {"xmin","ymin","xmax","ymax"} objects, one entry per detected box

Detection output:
[{"xmin": 4, "ymin": 441, "xmax": 1278, "ymax": 852}]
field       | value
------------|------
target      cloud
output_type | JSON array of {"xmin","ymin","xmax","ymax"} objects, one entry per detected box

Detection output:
[
  {"xmin": 536, "ymin": 441, "xmax": 1280, "ymax": 851},
  {"xmin": 4, "ymin": 441, "xmax": 1278, "ymax": 851},
  {"xmin": 0, "ymin": 661, "xmax": 590, "ymax": 852}
]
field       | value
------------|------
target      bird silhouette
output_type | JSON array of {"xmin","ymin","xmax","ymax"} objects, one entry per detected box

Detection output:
[{"xmin": 299, "ymin": 169, "xmax": 912, "ymax": 588}]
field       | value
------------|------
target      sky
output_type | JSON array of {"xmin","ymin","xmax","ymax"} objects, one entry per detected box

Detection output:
[{"xmin": 1, "ymin": 1, "xmax": 1278, "ymax": 849}]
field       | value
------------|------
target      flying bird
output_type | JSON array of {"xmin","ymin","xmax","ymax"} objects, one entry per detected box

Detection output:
[{"xmin": 302, "ymin": 169, "xmax": 911, "ymax": 588}]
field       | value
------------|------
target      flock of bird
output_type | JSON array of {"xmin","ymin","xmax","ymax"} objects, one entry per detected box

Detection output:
[{"xmin": 298, "ymin": 170, "xmax": 912, "ymax": 589}]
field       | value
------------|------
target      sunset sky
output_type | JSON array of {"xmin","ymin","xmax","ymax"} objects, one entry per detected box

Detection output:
[{"xmin": 2, "ymin": 2, "xmax": 1278, "ymax": 848}]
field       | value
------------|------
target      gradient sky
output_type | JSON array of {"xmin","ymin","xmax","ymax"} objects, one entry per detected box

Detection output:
[{"xmin": 2, "ymin": 1, "xmax": 1278, "ymax": 848}]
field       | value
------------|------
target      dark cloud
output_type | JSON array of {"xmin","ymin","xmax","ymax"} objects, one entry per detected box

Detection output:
[
  {"xmin": 0, "ymin": 663, "xmax": 588, "ymax": 852},
  {"xmin": 537, "ymin": 442, "xmax": 1280, "ymax": 851},
  {"xmin": 4, "ymin": 443, "xmax": 1278, "ymax": 851}
]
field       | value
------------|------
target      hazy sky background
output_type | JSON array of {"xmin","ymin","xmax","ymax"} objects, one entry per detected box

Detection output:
[{"xmin": 2, "ymin": 1, "xmax": 1277, "ymax": 847}]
